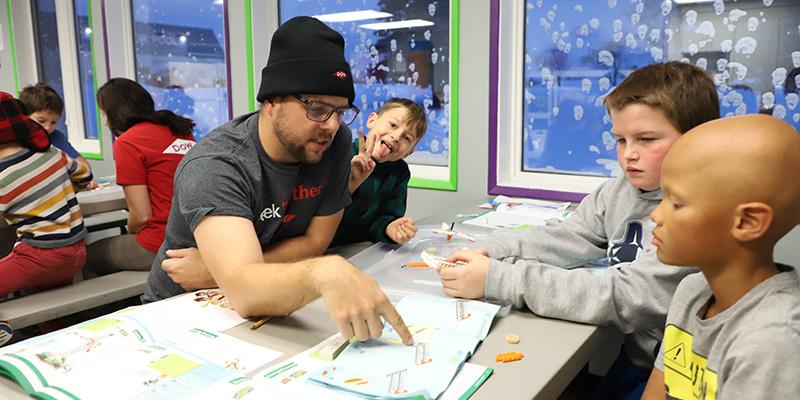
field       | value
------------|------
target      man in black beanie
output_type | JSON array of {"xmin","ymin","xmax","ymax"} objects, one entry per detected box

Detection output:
[{"xmin": 143, "ymin": 16, "xmax": 412, "ymax": 346}]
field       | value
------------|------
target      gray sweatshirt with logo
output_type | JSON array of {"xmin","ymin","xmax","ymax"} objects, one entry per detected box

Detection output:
[{"xmin": 482, "ymin": 176, "xmax": 696, "ymax": 370}]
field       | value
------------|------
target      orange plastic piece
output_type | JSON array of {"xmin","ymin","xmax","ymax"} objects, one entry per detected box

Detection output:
[{"xmin": 495, "ymin": 351, "xmax": 524, "ymax": 363}]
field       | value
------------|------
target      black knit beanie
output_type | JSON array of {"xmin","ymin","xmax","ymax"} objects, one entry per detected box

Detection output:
[{"xmin": 257, "ymin": 16, "xmax": 355, "ymax": 105}]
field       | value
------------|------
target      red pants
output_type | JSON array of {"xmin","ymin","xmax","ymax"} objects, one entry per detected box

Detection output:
[{"xmin": 0, "ymin": 240, "xmax": 86, "ymax": 297}]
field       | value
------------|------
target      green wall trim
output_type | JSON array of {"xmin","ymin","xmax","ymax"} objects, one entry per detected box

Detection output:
[
  {"xmin": 5, "ymin": 0, "xmax": 20, "ymax": 95},
  {"xmin": 81, "ymin": 0, "xmax": 105, "ymax": 160},
  {"xmin": 244, "ymin": 0, "xmax": 255, "ymax": 112},
  {"xmin": 407, "ymin": 0, "xmax": 459, "ymax": 192},
  {"xmin": 409, "ymin": 176, "xmax": 457, "ymax": 191}
]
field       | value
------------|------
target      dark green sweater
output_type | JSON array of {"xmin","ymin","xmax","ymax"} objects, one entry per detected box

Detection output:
[{"xmin": 330, "ymin": 141, "xmax": 410, "ymax": 247}]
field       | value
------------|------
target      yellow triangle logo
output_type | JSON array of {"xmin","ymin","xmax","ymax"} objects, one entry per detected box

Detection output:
[{"xmin": 664, "ymin": 342, "xmax": 686, "ymax": 368}]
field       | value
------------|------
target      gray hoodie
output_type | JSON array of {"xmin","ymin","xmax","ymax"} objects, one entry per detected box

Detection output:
[{"xmin": 482, "ymin": 176, "xmax": 696, "ymax": 370}]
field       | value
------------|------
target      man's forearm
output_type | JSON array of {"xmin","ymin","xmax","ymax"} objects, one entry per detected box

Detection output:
[
  {"xmin": 192, "ymin": 214, "xmax": 341, "ymax": 317},
  {"xmin": 261, "ymin": 233, "xmax": 331, "ymax": 263},
  {"xmin": 216, "ymin": 256, "xmax": 336, "ymax": 317},
  {"xmin": 166, "ymin": 234, "xmax": 327, "ymax": 290}
]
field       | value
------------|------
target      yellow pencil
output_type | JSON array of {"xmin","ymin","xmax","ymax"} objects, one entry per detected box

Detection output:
[{"xmin": 250, "ymin": 316, "xmax": 273, "ymax": 330}]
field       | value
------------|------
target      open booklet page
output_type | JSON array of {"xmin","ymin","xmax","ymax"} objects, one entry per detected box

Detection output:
[
  {"xmin": 307, "ymin": 295, "xmax": 500, "ymax": 399},
  {"xmin": 0, "ymin": 290, "xmax": 281, "ymax": 400},
  {"xmin": 199, "ymin": 332, "xmax": 493, "ymax": 400}
]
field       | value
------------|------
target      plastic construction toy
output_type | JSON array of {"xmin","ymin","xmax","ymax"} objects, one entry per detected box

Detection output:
[
  {"xmin": 505, "ymin": 334, "xmax": 520, "ymax": 344},
  {"xmin": 421, "ymin": 250, "xmax": 466, "ymax": 271},
  {"xmin": 431, "ymin": 222, "xmax": 476, "ymax": 242},
  {"xmin": 495, "ymin": 352, "xmax": 525, "ymax": 363}
]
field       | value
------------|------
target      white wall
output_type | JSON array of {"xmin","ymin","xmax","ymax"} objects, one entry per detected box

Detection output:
[
  {"xmin": 776, "ymin": 226, "xmax": 800, "ymax": 268},
  {"xmin": 0, "ymin": 1, "xmax": 35, "ymax": 94},
  {"xmin": 405, "ymin": 1, "xmax": 490, "ymax": 219}
]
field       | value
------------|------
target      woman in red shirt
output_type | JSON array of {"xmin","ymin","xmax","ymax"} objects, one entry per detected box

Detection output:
[{"xmin": 85, "ymin": 78, "xmax": 195, "ymax": 275}]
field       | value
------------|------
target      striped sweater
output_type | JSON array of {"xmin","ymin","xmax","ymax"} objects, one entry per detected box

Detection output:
[{"xmin": 0, "ymin": 147, "xmax": 93, "ymax": 248}]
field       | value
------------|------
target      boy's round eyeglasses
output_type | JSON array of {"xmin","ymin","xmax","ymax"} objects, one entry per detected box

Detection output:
[{"xmin": 292, "ymin": 94, "xmax": 360, "ymax": 125}]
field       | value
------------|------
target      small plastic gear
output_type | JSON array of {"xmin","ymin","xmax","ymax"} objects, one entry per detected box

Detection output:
[
  {"xmin": 495, "ymin": 351, "xmax": 524, "ymax": 363},
  {"xmin": 505, "ymin": 334, "xmax": 520, "ymax": 344}
]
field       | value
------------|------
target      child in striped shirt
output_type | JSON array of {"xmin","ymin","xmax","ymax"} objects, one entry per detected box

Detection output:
[{"xmin": 0, "ymin": 91, "xmax": 92, "ymax": 298}]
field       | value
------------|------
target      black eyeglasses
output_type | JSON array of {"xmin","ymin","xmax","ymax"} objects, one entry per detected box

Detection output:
[{"xmin": 292, "ymin": 94, "xmax": 360, "ymax": 125}]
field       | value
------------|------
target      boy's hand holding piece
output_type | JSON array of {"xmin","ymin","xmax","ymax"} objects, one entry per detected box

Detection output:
[
  {"xmin": 348, "ymin": 129, "xmax": 377, "ymax": 193},
  {"xmin": 386, "ymin": 217, "xmax": 418, "ymax": 244},
  {"xmin": 438, "ymin": 250, "xmax": 490, "ymax": 299}
]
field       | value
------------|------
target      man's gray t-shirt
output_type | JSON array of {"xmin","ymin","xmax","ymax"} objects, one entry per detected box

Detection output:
[
  {"xmin": 142, "ymin": 112, "xmax": 352, "ymax": 302},
  {"xmin": 655, "ymin": 265, "xmax": 800, "ymax": 399}
]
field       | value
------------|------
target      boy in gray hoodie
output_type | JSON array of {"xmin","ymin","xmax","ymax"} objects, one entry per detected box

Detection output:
[{"xmin": 438, "ymin": 61, "xmax": 719, "ymax": 399}]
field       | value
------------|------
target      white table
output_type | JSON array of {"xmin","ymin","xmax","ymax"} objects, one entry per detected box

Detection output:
[
  {"xmin": 0, "ymin": 214, "xmax": 611, "ymax": 399},
  {"xmin": 76, "ymin": 184, "xmax": 127, "ymax": 217}
]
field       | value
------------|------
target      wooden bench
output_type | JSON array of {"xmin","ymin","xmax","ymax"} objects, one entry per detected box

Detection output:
[{"xmin": 0, "ymin": 271, "xmax": 149, "ymax": 330}]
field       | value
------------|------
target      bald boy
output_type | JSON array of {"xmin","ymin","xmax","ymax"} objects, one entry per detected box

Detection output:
[{"xmin": 643, "ymin": 114, "xmax": 800, "ymax": 399}]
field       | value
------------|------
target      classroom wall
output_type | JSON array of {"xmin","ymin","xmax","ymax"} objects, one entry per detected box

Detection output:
[
  {"xmin": 0, "ymin": 1, "xmax": 19, "ymax": 94},
  {"xmin": 776, "ymin": 226, "xmax": 800, "ymax": 269},
  {"xmin": 4, "ymin": 1, "xmax": 38, "ymax": 96}
]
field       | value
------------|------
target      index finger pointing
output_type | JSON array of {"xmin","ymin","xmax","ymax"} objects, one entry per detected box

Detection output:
[{"xmin": 380, "ymin": 303, "xmax": 414, "ymax": 345}]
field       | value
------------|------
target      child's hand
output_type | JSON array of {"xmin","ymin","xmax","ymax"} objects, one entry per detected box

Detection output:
[
  {"xmin": 348, "ymin": 129, "xmax": 376, "ymax": 193},
  {"xmin": 438, "ymin": 250, "xmax": 490, "ymax": 299},
  {"xmin": 386, "ymin": 217, "xmax": 418, "ymax": 244},
  {"xmin": 86, "ymin": 180, "xmax": 102, "ymax": 190}
]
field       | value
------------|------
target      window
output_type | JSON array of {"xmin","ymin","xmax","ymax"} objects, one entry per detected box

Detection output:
[
  {"xmin": 130, "ymin": 0, "xmax": 231, "ymax": 142},
  {"xmin": 279, "ymin": 0, "xmax": 459, "ymax": 190},
  {"xmin": 37, "ymin": 0, "xmax": 103, "ymax": 157},
  {"xmin": 33, "ymin": 0, "xmax": 68, "ymax": 135},
  {"xmin": 74, "ymin": 0, "xmax": 100, "ymax": 141},
  {"xmin": 491, "ymin": 0, "xmax": 800, "ymax": 200}
]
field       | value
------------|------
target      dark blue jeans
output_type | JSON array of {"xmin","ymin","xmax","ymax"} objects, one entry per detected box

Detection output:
[{"xmin": 590, "ymin": 352, "xmax": 649, "ymax": 400}]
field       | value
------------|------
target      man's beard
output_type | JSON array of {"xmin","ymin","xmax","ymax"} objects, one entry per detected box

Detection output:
[{"xmin": 272, "ymin": 108, "xmax": 327, "ymax": 165}]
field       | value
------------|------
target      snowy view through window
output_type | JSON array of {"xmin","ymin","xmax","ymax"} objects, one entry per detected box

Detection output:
[
  {"xmin": 131, "ymin": 0, "xmax": 230, "ymax": 142},
  {"xmin": 522, "ymin": 0, "xmax": 800, "ymax": 177}
]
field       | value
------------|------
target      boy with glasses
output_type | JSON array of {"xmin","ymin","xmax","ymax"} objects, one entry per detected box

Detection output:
[{"xmin": 143, "ymin": 16, "xmax": 413, "ymax": 346}]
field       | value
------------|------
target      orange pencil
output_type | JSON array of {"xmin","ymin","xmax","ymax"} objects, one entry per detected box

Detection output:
[{"xmin": 405, "ymin": 262, "xmax": 428, "ymax": 268}]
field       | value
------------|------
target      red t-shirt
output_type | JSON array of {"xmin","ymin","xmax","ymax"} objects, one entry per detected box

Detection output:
[{"xmin": 114, "ymin": 122, "xmax": 196, "ymax": 252}]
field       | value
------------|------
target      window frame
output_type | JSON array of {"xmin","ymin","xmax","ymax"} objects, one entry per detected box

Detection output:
[
  {"xmin": 488, "ymin": 0, "xmax": 606, "ymax": 202},
  {"xmin": 53, "ymin": 0, "xmax": 104, "ymax": 158},
  {"xmin": 406, "ymin": 0, "xmax": 459, "ymax": 192},
  {"xmin": 3, "ymin": 0, "xmax": 21, "ymax": 94}
]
